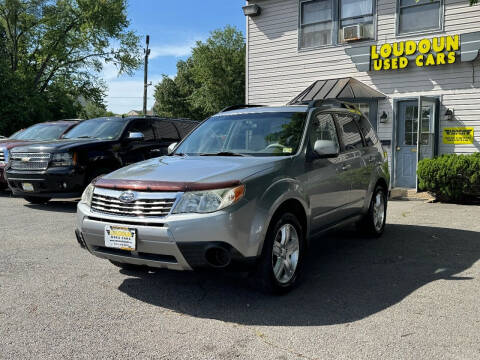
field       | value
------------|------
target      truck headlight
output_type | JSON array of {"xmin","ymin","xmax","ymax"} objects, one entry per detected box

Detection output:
[
  {"xmin": 173, "ymin": 185, "xmax": 245, "ymax": 214},
  {"xmin": 51, "ymin": 152, "xmax": 75, "ymax": 167},
  {"xmin": 80, "ymin": 183, "xmax": 95, "ymax": 207}
]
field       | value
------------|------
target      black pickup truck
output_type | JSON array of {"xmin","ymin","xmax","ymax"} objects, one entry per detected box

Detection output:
[{"xmin": 5, "ymin": 116, "xmax": 198, "ymax": 204}]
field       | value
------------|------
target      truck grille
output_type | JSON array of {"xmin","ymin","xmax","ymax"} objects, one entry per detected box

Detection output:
[
  {"xmin": 91, "ymin": 192, "xmax": 177, "ymax": 217},
  {"xmin": 10, "ymin": 152, "xmax": 51, "ymax": 170},
  {"xmin": 0, "ymin": 150, "xmax": 5, "ymax": 163}
]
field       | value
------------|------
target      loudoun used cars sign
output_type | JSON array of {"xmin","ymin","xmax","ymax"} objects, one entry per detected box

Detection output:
[
  {"xmin": 345, "ymin": 32, "xmax": 480, "ymax": 72},
  {"xmin": 370, "ymin": 35, "xmax": 459, "ymax": 71}
]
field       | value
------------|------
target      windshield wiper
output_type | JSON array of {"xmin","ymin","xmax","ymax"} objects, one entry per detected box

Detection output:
[{"xmin": 199, "ymin": 152, "xmax": 247, "ymax": 157}]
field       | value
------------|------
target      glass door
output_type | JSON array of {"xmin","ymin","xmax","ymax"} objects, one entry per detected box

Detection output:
[{"xmin": 416, "ymin": 96, "xmax": 438, "ymax": 190}]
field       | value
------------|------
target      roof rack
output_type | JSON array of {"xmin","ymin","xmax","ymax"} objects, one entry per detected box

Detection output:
[
  {"xmin": 294, "ymin": 99, "xmax": 359, "ymax": 111},
  {"xmin": 220, "ymin": 104, "xmax": 265, "ymax": 113}
]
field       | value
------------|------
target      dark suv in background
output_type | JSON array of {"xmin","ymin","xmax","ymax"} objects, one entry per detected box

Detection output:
[
  {"xmin": 5, "ymin": 116, "xmax": 198, "ymax": 203},
  {"xmin": 0, "ymin": 120, "xmax": 81, "ymax": 189}
]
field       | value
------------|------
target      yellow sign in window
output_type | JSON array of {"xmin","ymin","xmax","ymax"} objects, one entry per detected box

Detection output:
[{"xmin": 443, "ymin": 127, "xmax": 474, "ymax": 144}]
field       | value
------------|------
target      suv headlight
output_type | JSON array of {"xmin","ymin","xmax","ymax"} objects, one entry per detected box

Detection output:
[
  {"xmin": 51, "ymin": 152, "xmax": 75, "ymax": 167},
  {"xmin": 172, "ymin": 185, "xmax": 245, "ymax": 214},
  {"xmin": 80, "ymin": 183, "xmax": 95, "ymax": 207}
]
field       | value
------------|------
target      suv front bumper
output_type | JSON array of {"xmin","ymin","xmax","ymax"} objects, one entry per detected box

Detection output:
[
  {"xmin": 76, "ymin": 201, "xmax": 259, "ymax": 271},
  {"xmin": 6, "ymin": 167, "xmax": 85, "ymax": 198}
]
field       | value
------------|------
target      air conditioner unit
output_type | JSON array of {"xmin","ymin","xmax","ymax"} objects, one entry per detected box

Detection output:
[{"xmin": 343, "ymin": 24, "xmax": 365, "ymax": 42}]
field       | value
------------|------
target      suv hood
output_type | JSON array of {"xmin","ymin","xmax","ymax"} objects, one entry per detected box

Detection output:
[
  {"xmin": 9, "ymin": 138, "xmax": 108, "ymax": 153},
  {"xmin": 103, "ymin": 156, "xmax": 286, "ymax": 184},
  {"xmin": 0, "ymin": 139, "xmax": 38, "ymax": 150}
]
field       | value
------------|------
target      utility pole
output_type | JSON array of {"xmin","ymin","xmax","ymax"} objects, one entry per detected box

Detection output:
[{"xmin": 143, "ymin": 35, "xmax": 151, "ymax": 115}]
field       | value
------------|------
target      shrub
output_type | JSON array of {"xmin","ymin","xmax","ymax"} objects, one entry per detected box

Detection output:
[{"xmin": 417, "ymin": 153, "xmax": 480, "ymax": 202}]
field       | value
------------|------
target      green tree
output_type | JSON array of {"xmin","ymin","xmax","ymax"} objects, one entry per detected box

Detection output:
[
  {"xmin": 154, "ymin": 26, "xmax": 245, "ymax": 120},
  {"xmin": 78, "ymin": 100, "xmax": 116, "ymax": 119},
  {"xmin": 0, "ymin": 0, "xmax": 140, "ymax": 135}
]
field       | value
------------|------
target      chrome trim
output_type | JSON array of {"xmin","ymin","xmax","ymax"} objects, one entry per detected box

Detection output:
[
  {"xmin": 10, "ymin": 152, "xmax": 51, "ymax": 170},
  {"xmin": 91, "ymin": 187, "xmax": 181, "ymax": 218}
]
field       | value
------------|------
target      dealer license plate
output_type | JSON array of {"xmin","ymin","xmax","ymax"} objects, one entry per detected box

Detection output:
[
  {"xmin": 105, "ymin": 225, "xmax": 136, "ymax": 251},
  {"xmin": 22, "ymin": 183, "xmax": 34, "ymax": 192}
]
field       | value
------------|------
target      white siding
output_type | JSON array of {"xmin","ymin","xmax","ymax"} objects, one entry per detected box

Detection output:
[{"xmin": 247, "ymin": 0, "xmax": 480, "ymax": 183}]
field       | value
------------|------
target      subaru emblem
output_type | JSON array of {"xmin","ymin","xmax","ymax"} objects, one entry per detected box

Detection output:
[{"xmin": 119, "ymin": 191, "xmax": 136, "ymax": 203}]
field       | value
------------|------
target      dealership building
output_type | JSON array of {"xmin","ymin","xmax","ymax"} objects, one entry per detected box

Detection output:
[{"xmin": 244, "ymin": 0, "xmax": 480, "ymax": 189}]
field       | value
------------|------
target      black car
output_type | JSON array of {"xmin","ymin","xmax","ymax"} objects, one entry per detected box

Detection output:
[{"xmin": 5, "ymin": 116, "xmax": 198, "ymax": 204}]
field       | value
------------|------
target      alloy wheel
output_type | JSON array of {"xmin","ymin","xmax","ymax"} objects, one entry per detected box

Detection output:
[
  {"xmin": 271, "ymin": 223, "xmax": 300, "ymax": 284},
  {"xmin": 373, "ymin": 192, "xmax": 385, "ymax": 232}
]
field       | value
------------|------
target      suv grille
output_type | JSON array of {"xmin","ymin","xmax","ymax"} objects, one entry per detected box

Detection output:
[
  {"xmin": 91, "ymin": 192, "xmax": 177, "ymax": 217},
  {"xmin": 10, "ymin": 152, "xmax": 51, "ymax": 170}
]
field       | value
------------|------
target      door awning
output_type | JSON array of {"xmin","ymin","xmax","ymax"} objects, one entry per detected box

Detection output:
[{"xmin": 288, "ymin": 77, "xmax": 385, "ymax": 105}]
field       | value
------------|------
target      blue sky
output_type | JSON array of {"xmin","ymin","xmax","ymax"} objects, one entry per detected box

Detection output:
[{"xmin": 104, "ymin": 0, "xmax": 246, "ymax": 114}]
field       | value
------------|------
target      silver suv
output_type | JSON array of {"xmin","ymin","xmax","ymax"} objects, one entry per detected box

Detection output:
[{"xmin": 76, "ymin": 101, "xmax": 389, "ymax": 294}]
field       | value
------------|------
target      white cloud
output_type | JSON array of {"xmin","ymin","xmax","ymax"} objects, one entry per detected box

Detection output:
[{"xmin": 149, "ymin": 42, "xmax": 196, "ymax": 59}]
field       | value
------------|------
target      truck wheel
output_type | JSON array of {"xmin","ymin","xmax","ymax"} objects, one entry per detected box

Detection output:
[
  {"xmin": 357, "ymin": 185, "xmax": 387, "ymax": 237},
  {"xmin": 24, "ymin": 196, "xmax": 51, "ymax": 204},
  {"xmin": 254, "ymin": 212, "xmax": 305, "ymax": 295}
]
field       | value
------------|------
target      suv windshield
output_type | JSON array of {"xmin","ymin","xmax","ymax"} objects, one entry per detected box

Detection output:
[
  {"xmin": 63, "ymin": 118, "xmax": 124, "ymax": 140},
  {"xmin": 11, "ymin": 123, "xmax": 70, "ymax": 141},
  {"xmin": 175, "ymin": 112, "xmax": 307, "ymax": 157}
]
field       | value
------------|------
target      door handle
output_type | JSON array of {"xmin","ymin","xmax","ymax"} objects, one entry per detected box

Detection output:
[{"xmin": 341, "ymin": 164, "xmax": 351, "ymax": 171}]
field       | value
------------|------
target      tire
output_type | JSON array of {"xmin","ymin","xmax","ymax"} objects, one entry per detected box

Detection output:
[
  {"xmin": 357, "ymin": 185, "xmax": 387, "ymax": 237},
  {"xmin": 109, "ymin": 260, "xmax": 146, "ymax": 271},
  {"xmin": 254, "ymin": 212, "xmax": 305, "ymax": 295},
  {"xmin": 24, "ymin": 196, "xmax": 51, "ymax": 204}
]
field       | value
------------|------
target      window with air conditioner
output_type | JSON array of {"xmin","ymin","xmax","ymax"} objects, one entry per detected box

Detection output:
[
  {"xmin": 299, "ymin": 0, "xmax": 375, "ymax": 49},
  {"xmin": 339, "ymin": 0, "xmax": 374, "ymax": 42}
]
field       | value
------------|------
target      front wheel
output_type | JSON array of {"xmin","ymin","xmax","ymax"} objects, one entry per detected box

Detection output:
[
  {"xmin": 357, "ymin": 185, "xmax": 387, "ymax": 237},
  {"xmin": 254, "ymin": 212, "xmax": 305, "ymax": 294},
  {"xmin": 24, "ymin": 196, "xmax": 51, "ymax": 204}
]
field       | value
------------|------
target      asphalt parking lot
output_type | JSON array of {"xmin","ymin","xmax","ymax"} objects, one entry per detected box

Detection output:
[{"xmin": 1, "ymin": 193, "xmax": 479, "ymax": 360}]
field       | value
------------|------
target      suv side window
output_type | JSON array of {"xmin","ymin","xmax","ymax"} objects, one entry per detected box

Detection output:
[
  {"xmin": 310, "ymin": 113, "xmax": 340, "ymax": 150},
  {"xmin": 153, "ymin": 120, "xmax": 180, "ymax": 141},
  {"xmin": 335, "ymin": 113, "xmax": 364, "ymax": 151},
  {"xmin": 127, "ymin": 119, "xmax": 155, "ymax": 141},
  {"xmin": 357, "ymin": 115, "xmax": 378, "ymax": 147}
]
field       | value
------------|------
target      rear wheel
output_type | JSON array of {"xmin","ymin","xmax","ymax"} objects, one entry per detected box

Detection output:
[
  {"xmin": 254, "ymin": 212, "xmax": 305, "ymax": 294},
  {"xmin": 357, "ymin": 185, "xmax": 387, "ymax": 237},
  {"xmin": 24, "ymin": 196, "xmax": 51, "ymax": 204}
]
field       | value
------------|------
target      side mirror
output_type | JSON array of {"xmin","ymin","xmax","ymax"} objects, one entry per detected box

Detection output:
[
  {"xmin": 167, "ymin": 142, "xmax": 178, "ymax": 155},
  {"xmin": 314, "ymin": 140, "xmax": 339, "ymax": 158},
  {"xmin": 127, "ymin": 132, "xmax": 144, "ymax": 141}
]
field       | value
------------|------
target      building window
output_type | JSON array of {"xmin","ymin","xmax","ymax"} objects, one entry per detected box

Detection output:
[
  {"xmin": 339, "ymin": 0, "xmax": 374, "ymax": 42},
  {"xmin": 300, "ymin": 0, "xmax": 333, "ymax": 48},
  {"xmin": 299, "ymin": 0, "xmax": 375, "ymax": 49},
  {"xmin": 397, "ymin": 0, "xmax": 443, "ymax": 35}
]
